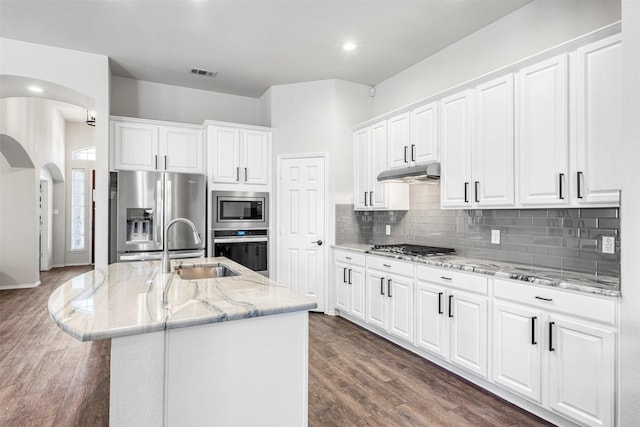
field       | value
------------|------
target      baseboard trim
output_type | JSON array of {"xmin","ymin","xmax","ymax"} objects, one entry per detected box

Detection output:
[{"xmin": 0, "ymin": 280, "xmax": 41, "ymax": 290}]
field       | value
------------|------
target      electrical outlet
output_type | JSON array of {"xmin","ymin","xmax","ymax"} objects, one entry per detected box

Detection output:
[
  {"xmin": 602, "ymin": 236, "xmax": 615, "ymax": 254},
  {"xmin": 491, "ymin": 229, "xmax": 500, "ymax": 245},
  {"xmin": 385, "ymin": 225, "xmax": 391, "ymax": 236}
]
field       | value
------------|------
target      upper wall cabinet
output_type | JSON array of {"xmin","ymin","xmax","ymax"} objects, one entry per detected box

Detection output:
[
  {"xmin": 387, "ymin": 104, "xmax": 438, "ymax": 170},
  {"xmin": 517, "ymin": 55, "xmax": 569, "ymax": 207},
  {"xmin": 207, "ymin": 125, "xmax": 271, "ymax": 186},
  {"xmin": 354, "ymin": 121, "xmax": 409, "ymax": 211},
  {"xmin": 571, "ymin": 33, "xmax": 622, "ymax": 206},
  {"xmin": 112, "ymin": 118, "xmax": 204, "ymax": 174}
]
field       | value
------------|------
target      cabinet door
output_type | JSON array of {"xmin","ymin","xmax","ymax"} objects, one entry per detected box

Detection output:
[
  {"xmin": 475, "ymin": 75, "xmax": 515, "ymax": 207},
  {"xmin": 548, "ymin": 316, "xmax": 615, "ymax": 427},
  {"xmin": 113, "ymin": 121, "xmax": 159, "ymax": 171},
  {"xmin": 349, "ymin": 266, "xmax": 366, "ymax": 321},
  {"xmin": 492, "ymin": 301, "xmax": 542, "ymax": 403},
  {"xmin": 353, "ymin": 128, "xmax": 370, "ymax": 210},
  {"xmin": 365, "ymin": 271, "xmax": 387, "ymax": 330},
  {"xmin": 411, "ymin": 102, "xmax": 438, "ymax": 165},
  {"xmin": 415, "ymin": 282, "xmax": 448, "ymax": 358},
  {"xmin": 210, "ymin": 127, "xmax": 241, "ymax": 183},
  {"xmin": 335, "ymin": 262, "xmax": 349, "ymax": 313},
  {"xmin": 449, "ymin": 290, "xmax": 488, "ymax": 378},
  {"xmin": 160, "ymin": 126, "xmax": 204, "ymax": 174},
  {"xmin": 574, "ymin": 34, "xmax": 622, "ymax": 206},
  {"xmin": 387, "ymin": 112, "xmax": 411, "ymax": 169},
  {"xmin": 440, "ymin": 90, "xmax": 473, "ymax": 208},
  {"xmin": 387, "ymin": 275, "xmax": 414, "ymax": 343},
  {"xmin": 242, "ymin": 130, "xmax": 269, "ymax": 185},
  {"xmin": 369, "ymin": 121, "xmax": 388, "ymax": 208},
  {"xmin": 518, "ymin": 55, "xmax": 569, "ymax": 206}
]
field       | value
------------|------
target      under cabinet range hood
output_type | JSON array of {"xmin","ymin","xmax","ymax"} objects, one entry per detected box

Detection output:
[{"xmin": 377, "ymin": 162, "xmax": 441, "ymax": 183}]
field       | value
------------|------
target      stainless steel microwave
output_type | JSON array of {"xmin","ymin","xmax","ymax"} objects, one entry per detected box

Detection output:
[{"xmin": 211, "ymin": 191, "xmax": 269, "ymax": 229}]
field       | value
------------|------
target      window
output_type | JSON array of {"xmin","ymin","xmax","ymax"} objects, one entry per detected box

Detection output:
[
  {"xmin": 71, "ymin": 169, "xmax": 85, "ymax": 251},
  {"xmin": 72, "ymin": 147, "xmax": 96, "ymax": 161}
]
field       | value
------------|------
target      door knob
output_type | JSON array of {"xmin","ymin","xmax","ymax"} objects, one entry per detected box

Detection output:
[{"xmin": 311, "ymin": 240, "xmax": 323, "ymax": 246}]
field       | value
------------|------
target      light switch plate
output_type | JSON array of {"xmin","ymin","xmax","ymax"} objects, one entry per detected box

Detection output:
[
  {"xmin": 602, "ymin": 236, "xmax": 615, "ymax": 254},
  {"xmin": 491, "ymin": 229, "xmax": 500, "ymax": 245},
  {"xmin": 385, "ymin": 225, "xmax": 391, "ymax": 236}
]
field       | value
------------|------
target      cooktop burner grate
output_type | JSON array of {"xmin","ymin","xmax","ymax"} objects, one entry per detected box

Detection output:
[{"xmin": 369, "ymin": 243, "xmax": 456, "ymax": 257}]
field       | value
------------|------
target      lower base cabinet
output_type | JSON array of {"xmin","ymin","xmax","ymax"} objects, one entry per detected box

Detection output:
[{"xmin": 334, "ymin": 250, "xmax": 366, "ymax": 321}]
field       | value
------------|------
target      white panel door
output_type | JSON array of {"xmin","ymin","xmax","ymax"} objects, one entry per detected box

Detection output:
[
  {"xmin": 210, "ymin": 127, "xmax": 241, "ymax": 183},
  {"xmin": 353, "ymin": 128, "xmax": 370, "ymax": 210},
  {"xmin": 574, "ymin": 34, "xmax": 622, "ymax": 206},
  {"xmin": 449, "ymin": 290, "xmax": 488, "ymax": 378},
  {"xmin": 411, "ymin": 102, "xmax": 438, "ymax": 165},
  {"xmin": 387, "ymin": 274, "xmax": 414, "ymax": 343},
  {"xmin": 387, "ymin": 112, "xmax": 411, "ymax": 169},
  {"xmin": 415, "ymin": 282, "xmax": 448, "ymax": 358},
  {"xmin": 160, "ymin": 126, "xmax": 204, "ymax": 174},
  {"xmin": 440, "ymin": 90, "xmax": 473, "ymax": 208},
  {"xmin": 492, "ymin": 301, "xmax": 542, "ymax": 402},
  {"xmin": 280, "ymin": 156, "xmax": 326, "ymax": 312},
  {"xmin": 369, "ymin": 121, "xmax": 388, "ymax": 208},
  {"xmin": 548, "ymin": 316, "xmax": 615, "ymax": 427},
  {"xmin": 349, "ymin": 266, "xmax": 366, "ymax": 321},
  {"xmin": 365, "ymin": 270, "xmax": 387, "ymax": 330},
  {"xmin": 518, "ymin": 55, "xmax": 569, "ymax": 206},
  {"xmin": 242, "ymin": 130, "xmax": 269, "ymax": 185},
  {"xmin": 113, "ymin": 121, "xmax": 159, "ymax": 171},
  {"xmin": 475, "ymin": 74, "xmax": 515, "ymax": 207}
]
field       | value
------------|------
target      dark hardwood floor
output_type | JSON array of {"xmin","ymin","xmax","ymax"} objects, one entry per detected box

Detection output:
[{"xmin": 1, "ymin": 267, "xmax": 553, "ymax": 426}]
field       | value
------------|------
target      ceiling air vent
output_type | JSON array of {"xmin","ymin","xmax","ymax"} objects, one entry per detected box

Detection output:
[{"xmin": 190, "ymin": 68, "xmax": 217, "ymax": 78}]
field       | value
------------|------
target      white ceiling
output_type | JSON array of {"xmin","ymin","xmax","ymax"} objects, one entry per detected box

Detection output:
[{"xmin": 0, "ymin": 0, "xmax": 532, "ymax": 99}]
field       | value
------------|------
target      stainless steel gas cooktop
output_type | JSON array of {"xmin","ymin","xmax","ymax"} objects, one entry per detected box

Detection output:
[{"xmin": 368, "ymin": 243, "xmax": 456, "ymax": 257}]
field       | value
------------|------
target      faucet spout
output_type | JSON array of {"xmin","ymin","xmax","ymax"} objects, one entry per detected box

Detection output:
[{"xmin": 162, "ymin": 218, "xmax": 202, "ymax": 273}]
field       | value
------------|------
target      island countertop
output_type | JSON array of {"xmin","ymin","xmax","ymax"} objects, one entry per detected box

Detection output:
[{"xmin": 48, "ymin": 257, "xmax": 318, "ymax": 342}]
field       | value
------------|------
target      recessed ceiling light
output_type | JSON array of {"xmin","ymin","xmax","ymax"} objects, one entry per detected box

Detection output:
[
  {"xmin": 341, "ymin": 42, "xmax": 357, "ymax": 52},
  {"xmin": 27, "ymin": 86, "xmax": 44, "ymax": 93}
]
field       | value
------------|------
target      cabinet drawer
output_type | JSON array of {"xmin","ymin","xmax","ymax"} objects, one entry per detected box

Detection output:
[
  {"xmin": 494, "ymin": 279, "xmax": 616, "ymax": 325},
  {"xmin": 367, "ymin": 255, "xmax": 414, "ymax": 277},
  {"xmin": 334, "ymin": 249, "xmax": 365, "ymax": 267},
  {"xmin": 416, "ymin": 265, "xmax": 488, "ymax": 295}
]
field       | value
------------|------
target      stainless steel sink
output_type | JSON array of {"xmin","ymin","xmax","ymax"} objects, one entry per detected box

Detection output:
[{"xmin": 176, "ymin": 263, "xmax": 239, "ymax": 280}]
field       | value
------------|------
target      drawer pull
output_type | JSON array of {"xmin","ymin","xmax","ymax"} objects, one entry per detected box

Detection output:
[
  {"xmin": 535, "ymin": 296, "xmax": 553, "ymax": 302},
  {"xmin": 383, "ymin": 264, "xmax": 392, "ymax": 268},
  {"xmin": 440, "ymin": 276, "xmax": 452, "ymax": 281},
  {"xmin": 345, "ymin": 256, "xmax": 352, "ymax": 260},
  {"xmin": 531, "ymin": 316, "xmax": 537, "ymax": 345},
  {"xmin": 549, "ymin": 321, "xmax": 555, "ymax": 352}
]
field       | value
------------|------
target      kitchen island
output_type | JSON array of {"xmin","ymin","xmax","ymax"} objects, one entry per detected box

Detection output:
[{"xmin": 48, "ymin": 257, "xmax": 317, "ymax": 427}]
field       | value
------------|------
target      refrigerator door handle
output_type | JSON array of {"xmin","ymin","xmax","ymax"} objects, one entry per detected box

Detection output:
[{"xmin": 156, "ymin": 179, "xmax": 163, "ymax": 245}]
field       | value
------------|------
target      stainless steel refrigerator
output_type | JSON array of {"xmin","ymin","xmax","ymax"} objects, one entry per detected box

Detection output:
[{"xmin": 114, "ymin": 170, "xmax": 206, "ymax": 262}]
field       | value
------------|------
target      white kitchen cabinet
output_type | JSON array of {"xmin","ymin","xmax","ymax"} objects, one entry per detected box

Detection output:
[
  {"xmin": 387, "ymin": 112, "xmax": 411, "ymax": 169},
  {"xmin": 353, "ymin": 121, "xmax": 408, "ymax": 211},
  {"xmin": 492, "ymin": 301, "xmax": 543, "ymax": 403},
  {"xmin": 334, "ymin": 250, "xmax": 366, "ymax": 321},
  {"xmin": 415, "ymin": 266, "xmax": 489, "ymax": 378},
  {"xmin": 517, "ymin": 55, "xmax": 569, "ymax": 206},
  {"xmin": 493, "ymin": 278, "xmax": 616, "ymax": 427},
  {"xmin": 411, "ymin": 102, "xmax": 439, "ymax": 165},
  {"xmin": 548, "ymin": 316, "xmax": 615, "ymax": 427},
  {"xmin": 365, "ymin": 256, "xmax": 414, "ymax": 343},
  {"xmin": 572, "ymin": 33, "xmax": 622, "ymax": 206},
  {"xmin": 112, "ymin": 118, "xmax": 204, "ymax": 174},
  {"xmin": 440, "ymin": 90, "xmax": 473, "ymax": 208},
  {"xmin": 474, "ymin": 74, "xmax": 515, "ymax": 207},
  {"xmin": 208, "ymin": 125, "xmax": 270, "ymax": 185}
]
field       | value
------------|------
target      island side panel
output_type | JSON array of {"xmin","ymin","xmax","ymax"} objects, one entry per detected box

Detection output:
[
  {"xmin": 166, "ymin": 311, "xmax": 309, "ymax": 427},
  {"xmin": 110, "ymin": 330, "xmax": 165, "ymax": 427}
]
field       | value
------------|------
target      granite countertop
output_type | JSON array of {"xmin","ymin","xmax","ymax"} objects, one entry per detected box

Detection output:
[
  {"xmin": 333, "ymin": 243, "xmax": 620, "ymax": 297},
  {"xmin": 48, "ymin": 257, "xmax": 318, "ymax": 342}
]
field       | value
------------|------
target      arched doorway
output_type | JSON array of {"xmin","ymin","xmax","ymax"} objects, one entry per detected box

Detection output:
[{"xmin": 39, "ymin": 162, "xmax": 64, "ymax": 271}]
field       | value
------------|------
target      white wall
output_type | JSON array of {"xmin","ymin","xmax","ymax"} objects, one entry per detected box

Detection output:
[
  {"xmin": 39, "ymin": 168, "xmax": 53, "ymax": 271},
  {"xmin": 619, "ymin": 1, "xmax": 640, "ymax": 424},
  {"xmin": 0, "ymin": 98, "xmax": 66, "ymax": 287},
  {"xmin": 0, "ymin": 38, "xmax": 110, "ymax": 271},
  {"xmin": 111, "ymin": 76, "xmax": 263, "ymax": 126},
  {"xmin": 372, "ymin": 0, "xmax": 621, "ymax": 115},
  {"xmin": 65, "ymin": 122, "xmax": 96, "ymax": 266}
]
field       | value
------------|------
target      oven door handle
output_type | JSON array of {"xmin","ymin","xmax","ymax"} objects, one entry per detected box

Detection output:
[{"xmin": 213, "ymin": 237, "xmax": 268, "ymax": 244}]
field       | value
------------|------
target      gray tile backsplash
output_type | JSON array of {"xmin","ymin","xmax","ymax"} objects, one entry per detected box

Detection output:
[{"xmin": 336, "ymin": 182, "xmax": 620, "ymax": 278}]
